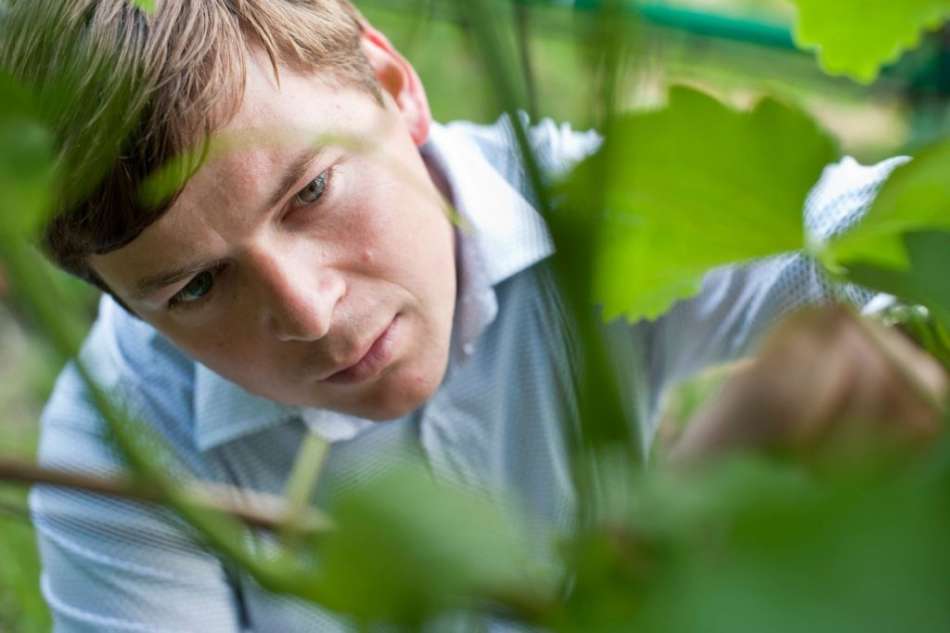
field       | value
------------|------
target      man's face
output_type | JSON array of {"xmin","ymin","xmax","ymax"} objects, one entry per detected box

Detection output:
[{"xmin": 91, "ymin": 34, "xmax": 457, "ymax": 420}]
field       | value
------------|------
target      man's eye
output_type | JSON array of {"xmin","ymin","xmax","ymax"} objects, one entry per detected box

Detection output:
[
  {"xmin": 169, "ymin": 271, "xmax": 215, "ymax": 308},
  {"xmin": 293, "ymin": 171, "xmax": 328, "ymax": 206}
]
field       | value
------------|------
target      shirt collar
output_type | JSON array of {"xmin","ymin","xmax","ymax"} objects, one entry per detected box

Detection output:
[{"xmin": 193, "ymin": 120, "xmax": 554, "ymax": 451}]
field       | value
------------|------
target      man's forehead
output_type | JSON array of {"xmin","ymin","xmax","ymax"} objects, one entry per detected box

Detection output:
[
  {"xmin": 187, "ymin": 138, "xmax": 295, "ymax": 199},
  {"xmin": 90, "ymin": 52, "xmax": 389, "ymax": 301}
]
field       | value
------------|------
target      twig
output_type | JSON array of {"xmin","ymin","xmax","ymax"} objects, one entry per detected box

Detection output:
[{"xmin": 0, "ymin": 457, "xmax": 333, "ymax": 534}]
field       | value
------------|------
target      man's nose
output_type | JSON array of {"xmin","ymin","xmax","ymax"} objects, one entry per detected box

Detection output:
[{"xmin": 253, "ymin": 249, "xmax": 345, "ymax": 343}]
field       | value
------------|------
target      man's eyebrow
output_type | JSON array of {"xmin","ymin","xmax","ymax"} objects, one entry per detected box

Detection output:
[
  {"xmin": 264, "ymin": 145, "xmax": 325, "ymax": 213},
  {"xmin": 131, "ymin": 260, "xmax": 226, "ymax": 301},
  {"xmin": 129, "ymin": 146, "xmax": 326, "ymax": 302}
]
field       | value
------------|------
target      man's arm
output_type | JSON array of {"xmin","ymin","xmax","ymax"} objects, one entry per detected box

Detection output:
[
  {"xmin": 31, "ymin": 362, "xmax": 244, "ymax": 633},
  {"xmin": 643, "ymin": 156, "xmax": 909, "ymax": 406},
  {"xmin": 30, "ymin": 301, "xmax": 245, "ymax": 632},
  {"xmin": 641, "ymin": 156, "xmax": 947, "ymax": 459}
]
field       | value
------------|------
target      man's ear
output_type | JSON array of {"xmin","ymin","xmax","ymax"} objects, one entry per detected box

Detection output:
[{"xmin": 360, "ymin": 24, "xmax": 432, "ymax": 146}]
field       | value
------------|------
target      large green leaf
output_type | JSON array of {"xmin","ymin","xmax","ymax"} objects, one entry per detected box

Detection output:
[
  {"xmin": 558, "ymin": 87, "xmax": 837, "ymax": 322},
  {"xmin": 825, "ymin": 140, "xmax": 950, "ymax": 270},
  {"xmin": 790, "ymin": 0, "xmax": 950, "ymax": 83}
]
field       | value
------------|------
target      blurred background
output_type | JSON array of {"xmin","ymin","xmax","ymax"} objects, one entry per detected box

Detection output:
[{"xmin": 1, "ymin": 1, "xmax": 948, "ymax": 630}]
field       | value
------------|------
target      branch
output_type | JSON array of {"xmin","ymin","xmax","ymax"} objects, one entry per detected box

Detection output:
[{"xmin": 0, "ymin": 457, "xmax": 333, "ymax": 534}]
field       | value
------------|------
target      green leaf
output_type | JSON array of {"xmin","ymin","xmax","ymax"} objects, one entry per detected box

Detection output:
[
  {"xmin": 131, "ymin": 0, "xmax": 156, "ymax": 12},
  {"xmin": 0, "ymin": 74, "xmax": 56, "ymax": 241},
  {"xmin": 636, "ymin": 475, "xmax": 950, "ymax": 633},
  {"xmin": 825, "ymin": 140, "xmax": 950, "ymax": 270},
  {"xmin": 843, "ymin": 231, "xmax": 950, "ymax": 329},
  {"xmin": 790, "ymin": 0, "xmax": 950, "ymax": 83},
  {"xmin": 558, "ymin": 87, "xmax": 837, "ymax": 322},
  {"xmin": 313, "ymin": 460, "xmax": 552, "ymax": 624}
]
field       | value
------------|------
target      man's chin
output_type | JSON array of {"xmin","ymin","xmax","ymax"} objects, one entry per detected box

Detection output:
[
  {"xmin": 295, "ymin": 356, "xmax": 448, "ymax": 421},
  {"xmin": 349, "ymin": 366, "xmax": 446, "ymax": 421}
]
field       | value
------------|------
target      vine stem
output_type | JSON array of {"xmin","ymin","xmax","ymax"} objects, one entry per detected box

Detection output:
[{"xmin": 0, "ymin": 457, "xmax": 332, "ymax": 533}]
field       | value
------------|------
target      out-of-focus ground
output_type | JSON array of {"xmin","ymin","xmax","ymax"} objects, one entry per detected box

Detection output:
[{"xmin": 0, "ymin": 2, "xmax": 944, "ymax": 630}]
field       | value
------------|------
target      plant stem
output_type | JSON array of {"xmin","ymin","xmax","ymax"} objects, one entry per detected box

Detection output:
[{"xmin": 0, "ymin": 457, "xmax": 332, "ymax": 533}]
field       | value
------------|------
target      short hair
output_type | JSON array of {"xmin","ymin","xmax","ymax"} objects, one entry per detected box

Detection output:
[{"xmin": 0, "ymin": 0, "xmax": 378, "ymax": 290}]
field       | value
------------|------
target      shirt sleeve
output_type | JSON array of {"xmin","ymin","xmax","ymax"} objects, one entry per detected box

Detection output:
[
  {"xmin": 642, "ymin": 155, "xmax": 908, "ymax": 407},
  {"xmin": 31, "ymin": 333, "xmax": 245, "ymax": 632}
]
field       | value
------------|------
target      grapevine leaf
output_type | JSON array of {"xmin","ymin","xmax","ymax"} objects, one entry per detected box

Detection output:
[
  {"xmin": 843, "ymin": 231, "xmax": 950, "ymax": 330},
  {"xmin": 790, "ymin": 0, "xmax": 950, "ymax": 83},
  {"xmin": 824, "ymin": 140, "xmax": 950, "ymax": 270},
  {"xmin": 558, "ymin": 87, "xmax": 837, "ymax": 322}
]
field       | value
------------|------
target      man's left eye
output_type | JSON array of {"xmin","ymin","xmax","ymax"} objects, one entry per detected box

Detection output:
[{"xmin": 294, "ymin": 171, "xmax": 328, "ymax": 206}]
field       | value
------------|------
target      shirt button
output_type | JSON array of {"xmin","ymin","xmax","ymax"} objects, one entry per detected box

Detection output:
[{"xmin": 463, "ymin": 342, "xmax": 475, "ymax": 355}]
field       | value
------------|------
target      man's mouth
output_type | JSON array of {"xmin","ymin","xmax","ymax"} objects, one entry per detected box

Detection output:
[{"xmin": 321, "ymin": 314, "xmax": 401, "ymax": 385}]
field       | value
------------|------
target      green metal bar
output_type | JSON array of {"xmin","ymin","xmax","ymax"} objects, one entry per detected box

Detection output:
[
  {"xmin": 571, "ymin": 0, "xmax": 797, "ymax": 50},
  {"xmin": 367, "ymin": 0, "xmax": 799, "ymax": 51},
  {"xmin": 639, "ymin": 3, "xmax": 795, "ymax": 50}
]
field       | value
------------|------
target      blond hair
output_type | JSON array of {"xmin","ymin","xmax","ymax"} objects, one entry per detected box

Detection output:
[{"xmin": 0, "ymin": 0, "xmax": 377, "ymax": 288}]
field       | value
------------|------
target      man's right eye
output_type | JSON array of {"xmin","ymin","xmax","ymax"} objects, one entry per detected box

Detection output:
[{"xmin": 169, "ymin": 270, "xmax": 216, "ymax": 309}]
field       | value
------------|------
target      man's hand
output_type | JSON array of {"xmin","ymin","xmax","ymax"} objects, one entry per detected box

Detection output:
[{"xmin": 669, "ymin": 306, "xmax": 948, "ymax": 465}]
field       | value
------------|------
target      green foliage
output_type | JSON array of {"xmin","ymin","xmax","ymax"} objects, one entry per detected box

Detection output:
[
  {"xmin": 0, "ymin": 513, "xmax": 50, "ymax": 633},
  {"xmin": 844, "ymin": 231, "xmax": 950, "ymax": 329},
  {"xmin": 623, "ymin": 449, "xmax": 950, "ymax": 633},
  {"xmin": 825, "ymin": 141, "xmax": 950, "ymax": 270},
  {"xmin": 889, "ymin": 301, "xmax": 950, "ymax": 370},
  {"xmin": 819, "ymin": 139, "xmax": 950, "ymax": 334},
  {"xmin": 550, "ymin": 449, "xmax": 950, "ymax": 633},
  {"xmin": 560, "ymin": 86, "xmax": 837, "ymax": 322},
  {"xmin": 1, "ymin": 2, "xmax": 950, "ymax": 632},
  {"xmin": 314, "ymin": 461, "xmax": 552, "ymax": 625},
  {"xmin": 0, "ymin": 74, "xmax": 55, "ymax": 241},
  {"xmin": 791, "ymin": 0, "xmax": 950, "ymax": 83}
]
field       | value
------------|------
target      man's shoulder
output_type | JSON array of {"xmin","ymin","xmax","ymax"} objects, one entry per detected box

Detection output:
[
  {"xmin": 805, "ymin": 154, "xmax": 909, "ymax": 243},
  {"xmin": 40, "ymin": 296, "xmax": 199, "ymax": 463},
  {"xmin": 70, "ymin": 296, "xmax": 194, "ymax": 401},
  {"xmin": 442, "ymin": 114, "xmax": 602, "ymax": 186}
]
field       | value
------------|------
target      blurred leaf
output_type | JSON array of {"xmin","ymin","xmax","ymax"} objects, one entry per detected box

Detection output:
[
  {"xmin": 844, "ymin": 230, "xmax": 950, "ymax": 329},
  {"xmin": 131, "ymin": 0, "xmax": 156, "ymax": 13},
  {"xmin": 559, "ymin": 86, "xmax": 836, "ymax": 322},
  {"xmin": 629, "ymin": 452, "xmax": 950, "ymax": 633},
  {"xmin": 891, "ymin": 307, "xmax": 950, "ymax": 371},
  {"xmin": 0, "ymin": 74, "xmax": 56, "ymax": 241},
  {"xmin": 790, "ymin": 0, "xmax": 950, "ymax": 83},
  {"xmin": 0, "ymin": 509, "xmax": 51, "ymax": 633},
  {"xmin": 314, "ymin": 460, "xmax": 552, "ymax": 624},
  {"xmin": 825, "ymin": 141, "xmax": 950, "ymax": 270}
]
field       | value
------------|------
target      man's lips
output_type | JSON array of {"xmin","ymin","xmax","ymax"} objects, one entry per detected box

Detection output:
[{"xmin": 321, "ymin": 314, "xmax": 401, "ymax": 385}]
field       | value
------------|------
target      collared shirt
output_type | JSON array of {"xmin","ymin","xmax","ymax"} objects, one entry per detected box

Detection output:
[{"xmin": 31, "ymin": 117, "xmax": 905, "ymax": 633}]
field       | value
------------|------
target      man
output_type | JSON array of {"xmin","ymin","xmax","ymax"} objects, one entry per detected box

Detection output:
[{"xmin": 2, "ymin": 0, "xmax": 943, "ymax": 631}]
